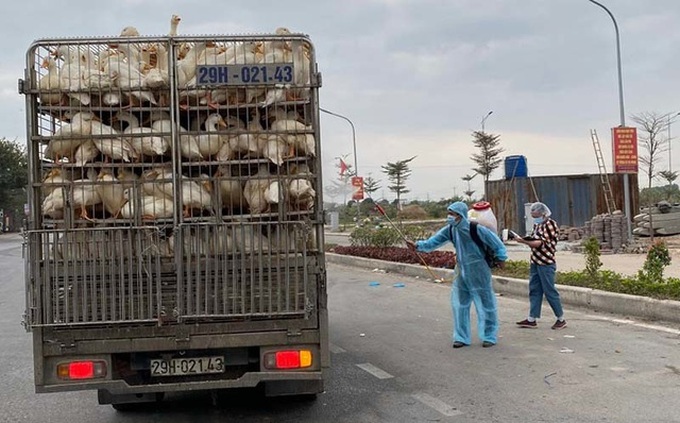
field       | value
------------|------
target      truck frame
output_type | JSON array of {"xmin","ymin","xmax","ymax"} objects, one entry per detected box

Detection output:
[{"xmin": 20, "ymin": 32, "xmax": 328, "ymax": 408}]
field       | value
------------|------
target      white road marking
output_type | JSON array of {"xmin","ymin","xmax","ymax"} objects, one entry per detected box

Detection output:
[
  {"xmin": 584, "ymin": 314, "xmax": 680, "ymax": 335},
  {"xmin": 412, "ymin": 393, "xmax": 463, "ymax": 417},
  {"xmin": 356, "ymin": 363, "xmax": 394, "ymax": 379},
  {"xmin": 329, "ymin": 343, "xmax": 346, "ymax": 354}
]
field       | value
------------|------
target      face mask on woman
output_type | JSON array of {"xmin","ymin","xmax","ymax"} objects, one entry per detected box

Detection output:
[
  {"xmin": 533, "ymin": 216, "xmax": 545, "ymax": 225},
  {"xmin": 447, "ymin": 214, "xmax": 462, "ymax": 226}
]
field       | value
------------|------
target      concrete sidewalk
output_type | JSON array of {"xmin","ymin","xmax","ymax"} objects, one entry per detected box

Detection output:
[{"xmin": 326, "ymin": 252, "xmax": 680, "ymax": 326}]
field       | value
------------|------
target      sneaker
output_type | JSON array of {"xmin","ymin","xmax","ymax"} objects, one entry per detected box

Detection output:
[
  {"xmin": 516, "ymin": 319, "xmax": 537, "ymax": 328},
  {"xmin": 453, "ymin": 341, "xmax": 468, "ymax": 348},
  {"xmin": 482, "ymin": 341, "xmax": 495, "ymax": 348},
  {"xmin": 551, "ymin": 320, "xmax": 567, "ymax": 330}
]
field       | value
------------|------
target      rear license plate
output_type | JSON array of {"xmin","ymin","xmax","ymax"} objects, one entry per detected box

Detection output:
[{"xmin": 150, "ymin": 356, "xmax": 225, "ymax": 376}]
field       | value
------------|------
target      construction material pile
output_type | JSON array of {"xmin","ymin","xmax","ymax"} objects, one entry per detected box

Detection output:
[
  {"xmin": 632, "ymin": 201, "xmax": 680, "ymax": 237},
  {"xmin": 583, "ymin": 211, "xmax": 627, "ymax": 251}
]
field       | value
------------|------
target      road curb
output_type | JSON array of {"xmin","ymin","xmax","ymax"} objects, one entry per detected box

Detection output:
[{"xmin": 326, "ymin": 253, "xmax": 680, "ymax": 324}]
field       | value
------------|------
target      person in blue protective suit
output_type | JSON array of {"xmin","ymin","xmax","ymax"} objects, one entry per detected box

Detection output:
[{"xmin": 407, "ymin": 202, "xmax": 508, "ymax": 348}]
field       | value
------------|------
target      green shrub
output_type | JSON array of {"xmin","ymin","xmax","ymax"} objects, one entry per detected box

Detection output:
[
  {"xmin": 397, "ymin": 204, "xmax": 429, "ymax": 220},
  {"xmin": 637, "ymin": 241, "xmax": 671, "ymax": 284},
  {"xmin": 493, "ymin": 260, "xmax": 530, "ymax": 278},
  {"xmin": 583, "ymin": 237, "xmax": 602, "ymax": 280},
  {"xmin": 402, "ymin": 225, "xmax": 432, "ymax": 242},
  {"xmin": 349, "ymin": 226, "xmax": 401, "ymax": 248}
]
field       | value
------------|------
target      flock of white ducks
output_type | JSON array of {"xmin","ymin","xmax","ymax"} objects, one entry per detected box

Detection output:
[{"xmin": 37, "ymin": 16, "xmax": 317, "ymax": 225}]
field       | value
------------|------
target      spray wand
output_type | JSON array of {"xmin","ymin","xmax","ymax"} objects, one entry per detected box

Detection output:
[{"xmin": 372, "ymin": 203, "xmax": 447, "ymax": 283}]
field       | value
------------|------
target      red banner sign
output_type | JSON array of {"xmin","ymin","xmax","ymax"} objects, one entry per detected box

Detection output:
[
  {"xmin": 351, "ymin": 176, "xmax": 364, "ymax": 201},
  {"xmin": 611, "ymin": 127, "xmax": 638, "ymax": 173}
]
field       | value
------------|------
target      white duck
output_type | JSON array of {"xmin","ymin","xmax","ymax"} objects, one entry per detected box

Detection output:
[
  {"xmin": 181, "ymin": 175, "xmax": 214, "ymax": 217},
  {"xmin": 102, "ymin": 55, "xmax": 157, "ymax": 105},
  {"xmin": 114, "ymin": 111, "xmax": 169, "ymax": 158},
  {"xmin": 120, "ymin": 187, "xmax": 175, "ymax": 220},
  {"xmin": 227, "ymin": 110, "xmax": 262, "ymax": 158},
  {"xmin": 286, "ymin": 163, "xmax": 316, "ymax": 211},
  {"xmin": 142, "ymin": 16, "xmax": 179, "ymax": 90},
  {"xmin": 71, "ymin": 168, "xmax": 102, "ymax": 221},
  {"xmin": 38, "ymin": 56, "xmax": 63, "ymax": 105},
  {"xmin": 46, "ymin": 112, "xmax": 94, "ymax": 162},
  {"xmin": 177, "ymin": 42, "xmax": 208, "ymax": 88},
  {"xmin": 214, "ymin": 116, "xmax": 246, "ymax": 160},
  {"xmin": 116, "ymin": 168, "xmax": 139, "ymax": 190},
  {"xmin": 88, "ymin": 116, "xmax": 137, "ymax": 162},
  {"xmin": 196, "ymin": 113, "xmax": 227, "ymax": 159},
  {"xmin": 214, "ymin": 165, "xmax": 245, "ymax": 211},
  {"xmin": 95, "ymin": 168, "xmax": 126, "ymax": 218},
  {"xmin": 73, "ymin": 140, "xmax": 99, "ymax": 166},
  {"xmin": 53, "ymin": 46, "xmax": 92, "ymax": 106},
  {"xmin": 232, "ymin": 223, "xmax": 269, "ymax": 252},
  {"xmin": 270, "ymin": 118, "xmax": 316, "ymax": 157},
  {"xmin": 42, "ymin": 168, "xmax": 70, "ymax": 196},
  {"xmin": 140, "ymin": 167, "xmax": 174, "ymax": 199},
  {"xmin": 42, "ymin": 187, "xmax": 65, "ymax": 219},
  {"xmin": 150, "ymin": 117, "xmax": 202, "ymax": 160},
  {"xmin": 261, "ymin": 30, "xmax": 311, "ymax": 106},
  {"xmin": 243, "ymin": 165, "xmax": 280, "ymax": 215}
]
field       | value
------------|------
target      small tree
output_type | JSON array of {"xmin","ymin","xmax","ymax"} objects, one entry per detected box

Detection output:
[
  {"xmin": 583, "ymin": 237, "xmax": 602, "ymax": 281},
  {"xmin": 0, "ymin": 137, "xmax": 28, "ymax": 208},
  {"xmin": 363, "ymin": 174, "xmax": 381, "ymax": 198},
  {"xmin": 657, "ymin": 170, "xmax": 678, "ymax": 201},
  {"xmin": 470, "ymin": 131, "xmax": 504, "ymax": 199},
  {"xmin": 324, "ymin": 155, "xmax": 354, "ymax": 204},
  {"xmin": 632, "ymin": 112, "xmax": 668, "ymax": 189},
  {"xmin": 461, "ymin": 173, "xmax": 476, "ymax": 201},
  {"xmin": 381, "ymin": 156, "xmax": 416, "ymax": 210}
]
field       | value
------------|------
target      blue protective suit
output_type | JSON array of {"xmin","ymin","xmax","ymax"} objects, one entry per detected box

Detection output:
[{"xmin": 415, "ymin": 202, "xmax": 508, "ymax": 345}]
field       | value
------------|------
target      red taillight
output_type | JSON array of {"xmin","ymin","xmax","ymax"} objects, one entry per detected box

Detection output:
[
  {"xmin": 276, "ymin": 351, "xmax": 300, "ymax": 369},
  {"xmin": 57, "ymin": 360, "xmax": 107, "ymax": 380},
  {"xmin": 264, "ymin": 350, "xmax": 313, "ymax": 370}
]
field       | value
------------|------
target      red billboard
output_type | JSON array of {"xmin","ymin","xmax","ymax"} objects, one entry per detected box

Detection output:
[
  {"xmin": 351, "ymin": 177, "xmax": 364, "ymax": 201},
  {"xmin": 611, "ymin": 127, "xmax": 638, "ymax": 173}
]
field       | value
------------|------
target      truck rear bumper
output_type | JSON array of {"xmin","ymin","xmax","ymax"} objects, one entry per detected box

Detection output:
[{"xmin": 38, "ymin": 370, "xmax": 324, "ymax": 395}]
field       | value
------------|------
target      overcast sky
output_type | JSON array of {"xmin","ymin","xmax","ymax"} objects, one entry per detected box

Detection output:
[{"xmin": 3, "ymin": 0, "xmax": 679, "ymax": 201}]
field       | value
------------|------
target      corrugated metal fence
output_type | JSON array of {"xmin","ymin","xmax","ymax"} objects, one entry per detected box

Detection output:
[{"xmin": 487, "ymin": 173, "xmax": 639, "ymax": 233}]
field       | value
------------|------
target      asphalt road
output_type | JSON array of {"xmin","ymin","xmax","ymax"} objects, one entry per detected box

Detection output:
[{"xmin": 2, "ymin": 233, "xmax": 680, "ymax": 422}]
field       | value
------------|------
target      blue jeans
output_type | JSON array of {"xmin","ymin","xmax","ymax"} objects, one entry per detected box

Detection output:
[{"xmin": 529, "ymin": 263, "xmax": 563, "ymax": 319}]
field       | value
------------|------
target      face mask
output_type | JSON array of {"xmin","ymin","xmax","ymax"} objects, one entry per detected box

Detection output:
[
  {"xmin": 533, "ymin": 217, "xmax": 545, "ymax": 225},
  {"xmin": 447, "ymin": 216, "xmax": 457, "ymax": 225}
]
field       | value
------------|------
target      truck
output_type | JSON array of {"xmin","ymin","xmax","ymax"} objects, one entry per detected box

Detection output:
[{"xmin": 19, "ymin": 28, "xmax": 328, "ymax": 409}]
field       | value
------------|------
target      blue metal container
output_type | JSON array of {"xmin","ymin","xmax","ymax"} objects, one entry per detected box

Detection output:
[{"xmin": 504, "ymin": 155, "xmax": 528, "ymax": 179}]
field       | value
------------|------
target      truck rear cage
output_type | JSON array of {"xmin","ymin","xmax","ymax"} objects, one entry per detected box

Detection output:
[{"xmin": 22, "ymin": 34, "xmax": 325, "ymax": 329}]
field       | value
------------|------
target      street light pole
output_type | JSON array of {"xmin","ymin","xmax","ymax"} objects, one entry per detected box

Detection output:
[
  {"xmin": 320, "ymin": 108, "xmax": 357, "ymax": 178},
  {"xmin": 481, "ymin": 110, "xmax": 493, "ymax": 132},
  {"xmin": 320, "ymin": 107, "xmax": 360, "ymax": 218},
  {"xmin": 667, "ymin": 112, "xmax": 680, "ymax": 172},
  {"xmin": 587, "ymin": 0, "xmax": 632, "ymax": 242}
]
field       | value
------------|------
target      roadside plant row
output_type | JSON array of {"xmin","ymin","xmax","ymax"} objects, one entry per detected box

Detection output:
[{"xmin": 330, "ymin": 227, "xmax": 680, "ymax": 301}]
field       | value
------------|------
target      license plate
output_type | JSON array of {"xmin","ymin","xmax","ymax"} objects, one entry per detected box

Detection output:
[{"xmin": 150, "ymin": 356, "xmax": 225, "ymax": 377}]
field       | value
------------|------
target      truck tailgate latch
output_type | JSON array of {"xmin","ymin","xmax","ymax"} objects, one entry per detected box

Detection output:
[{"xmin": 287, "ymin": 329, "xmax": 302, "ymax": 337}]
